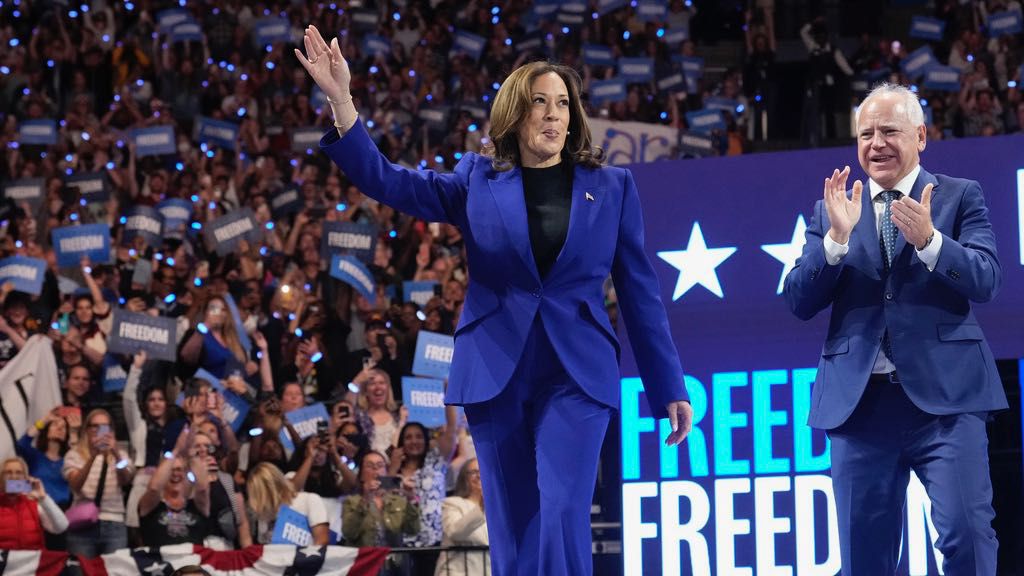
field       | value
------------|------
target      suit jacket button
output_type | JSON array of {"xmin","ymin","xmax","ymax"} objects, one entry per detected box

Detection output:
[{"xmin": 885, "ymin": 293, "xmax": 893, "ymax": 301}]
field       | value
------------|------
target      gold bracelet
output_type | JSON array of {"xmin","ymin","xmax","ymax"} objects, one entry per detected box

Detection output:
[
  {"xmin": 325, "ymin": 95, "xmax": 353, "ymax": 106},
  {"xmin": 334, "ymin": 114, "xmax": 359, "ymax": 132}
]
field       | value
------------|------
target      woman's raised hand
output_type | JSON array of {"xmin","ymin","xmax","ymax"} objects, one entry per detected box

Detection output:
[{"xmin": 294, "ymin": 25, "xmax": 351, "ymax": 104}]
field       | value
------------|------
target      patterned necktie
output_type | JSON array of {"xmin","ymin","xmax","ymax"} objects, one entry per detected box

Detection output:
[
  {"xmin": 879, "ymin": 189, "xmax": 901, "ymax": 363},
  {"xmin": 879, "ymin": 190, "xmax": 902, "ymax": 267}
]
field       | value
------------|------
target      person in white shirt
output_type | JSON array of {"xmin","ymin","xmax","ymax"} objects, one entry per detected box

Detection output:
[{"xmin": 435, "ymin": 459, "xmax": 488, "ymax": 576}]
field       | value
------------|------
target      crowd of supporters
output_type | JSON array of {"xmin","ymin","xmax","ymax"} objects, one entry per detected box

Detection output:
[{"xmin": 0, "ymin": 0, "xmax": 1021, "ymax": 573}]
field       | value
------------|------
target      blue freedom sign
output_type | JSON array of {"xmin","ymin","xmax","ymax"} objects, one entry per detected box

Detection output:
[
  {"xmin": 402, "ymin": 377, "xmax": 446, "ymax": 427},
  {"xmin": 329, "ymin": 255, "xmax": 376, "ymax": 304},
  {"xmin": 123, "ymin": 206, "xmax": 164, "ymax": 248},
  {"xmin": 270, "ymin": 185, "xmax": 303, "ymax": 217},
  {"xmin": 18, "ymin": 120, "xmax": 58, "ymax": 145},
  {"xmin": 686, "ymin": 109, "xmax": 727, "ymax": 133},
  {"xmin": 589, "ymin": 78, "xmax": 628, "ymax": 105},
  {"xmin": 321, "ymin": 222, "xmax": 377, "ymax": 263},
  {"xmin": 418, "ymin": 107, "xmax": 450, "ymax": 128},
  {"xmin": 900, "ymin": 46, "xmax": 937, "ymax": 79},
  {"xmin": 291, "ymin": 127, "xmax": 323, "ymax": 153},
  {"xmin": 156, "ymin": 8, "xmax": 191, "ymax": 30},
  {"xmin": 101, "ymin": 355, "xmax": 129, "ymax": 393},
  {"xmin": 515, "ymin": 31, "xmax": 544, "ymax": 54},
  {"xmin": 0, "ymin": 256, "xmax": 46, "ymax": 295},
  {"xmin": 618, "ymin": 58, "xmax": 655, "ymax": 83},
  {"xmin": 131, "ymin": 126, "xmax": 176, "ymax": 157},
  {"xmin": 403, "ymin": 281, "xmax": 438, "ymax": 307},
  {"xmin": 662, "ymin": 26, "xmax": 689, "ymax": 45},
  {"xmin": 452, "ymin": 30, "xmax": 486, "ymax": 61},
  {"xmin": 656, "ymin": 72, "xmax": 686, "ymax": 94},
  {"xmin": 170, "ymin": 21, "xmax": 203, "ymax": 42},
  {"xmin": 363, "ymin": 34, "xmax": 391, "ymax": 56},
  {"xmin": 196, "ymin": 116, "xmax": 240, "ymax": 150},
  {"xmin": 532, "ymin": 0, "xmax": 560, "ymax": 19},
  {"xmin": 271, "ymin": 505, "xmax": 312, "ymax": 546},
  {"xmin": 676, "ymin": 56, "xmax": 705, "ymax": 78},
  {"xmin": 350, "ymin": 10, "xmax": 379, "ymax": 29},
  {"xmin": 678, "ymin": 131, "xmax": 716, "ymax": 158},
  {"xmin": 556, "ymin": 10, "xmax": 585, "ymax": 28},
  {"xmin": 704, "ymin": 97, "xmax": 742, "ymax": 115},
  {"xmin": 220, "ymin": 390, "xmax": 251, "ymax": 433},
  {"xmin": 597, "ymin": 0, "xmax": 628, "ymax": 15},
  {"xmin": 107, "ymin": 310, "xmax": 179, "ymax": 361},
  {"xmin": 988, "ymin": 10, "xmax": 1023, "ymax": 37},
  {"xmin": 157, "ymin": 198, "xmax": 193, "ymax": 239},
  {"xmin": 2, "ymin": 178, "xmax": 44, "ymax": 206},
  {"xmin": 635, "ymin": 0, "xmax": 668, "ymax": 22},
  {"xmin": 582, "ymin": 44, "xmax": 616, "ymax": 67},
  {"xmin": 52, "ymin": 224, "xmax": 112, "ymax": 268},
  {"xmin": 923, "ymin": 66, "xmax": 961, "ymax": 92},
  {"xmin": 412, "ymin": 330, "xmax": 454, "ymax": 380},
  {"xmin": 65, "ymin": 172, "xmax": 109, "ymax": 203},
  {"xmin": 253, "ymin": 18, "xmax": 292, "ymax": 46},
  {"xmin": 285, "ymin": 403, "xmax": 330, "ymax": 440},
  {"xmin": 204, "ymin": 208, "xmax": 261, "ymax": 255},
  {"xmin": 910, "ymin": 16, "xmax": 946, "ymax": 41}
]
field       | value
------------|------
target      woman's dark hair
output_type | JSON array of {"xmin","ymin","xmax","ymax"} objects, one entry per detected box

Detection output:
[
  {"xmin": 34, "ymin": 417, "xmax": 71, "ymax": 455},
  {"xmin": 141, "ymin": 385, "xmax": 176, "ymax": 422},
  {"xmin": 338, "ymin": 420, "xmax": 369, "ymax": 465},
  {"xmin": 396, "ymin": 421, "xmax": 430, "ymax": 469}
]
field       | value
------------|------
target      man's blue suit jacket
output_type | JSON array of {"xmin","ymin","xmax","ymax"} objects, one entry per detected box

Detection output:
[
  {"xmin": 784, "ymin": 167, "xmax": 1007, "ymax": 429},
  {"xmin": 321, "ymin": 121, "xmax": 686, "ymax": 418}
]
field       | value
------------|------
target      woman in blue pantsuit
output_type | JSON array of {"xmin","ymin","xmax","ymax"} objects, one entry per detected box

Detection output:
[{"xmin": 296, "ymin": 25, "xmax": 692, "ymax": 576}]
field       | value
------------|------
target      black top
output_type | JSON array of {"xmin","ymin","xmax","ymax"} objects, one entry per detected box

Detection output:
[
  {"xmin": 522, "ymin": 162, "xmax": 574, "ymax": 280},
  {"xmin": 140, "ymin": 499, "xmax": 209, "ymax": 547}
]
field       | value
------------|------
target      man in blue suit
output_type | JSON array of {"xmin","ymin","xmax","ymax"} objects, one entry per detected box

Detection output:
[{"xmin": 784, "ymin": 83, "xmax": 1006, "ymax": 574}]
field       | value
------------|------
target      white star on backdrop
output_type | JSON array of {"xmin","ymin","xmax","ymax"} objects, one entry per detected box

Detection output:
[
  {"xmin": 657, "ymin": 222, "xmax": 737, "ymax": 300},
  {"xmin": 761, "ymin": 215, "xmax": 807, "ymax": 295},
  {"xmin": 299, "ymin": 546, "xmax": 324, "ymax": 558}
]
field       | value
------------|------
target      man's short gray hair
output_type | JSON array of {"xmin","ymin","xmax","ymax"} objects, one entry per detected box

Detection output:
[{"xmin": 856, "ymin": 83, "xmax": 925, "ymax": 128}]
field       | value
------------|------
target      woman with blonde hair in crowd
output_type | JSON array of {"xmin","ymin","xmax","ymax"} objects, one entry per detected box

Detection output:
[
  {"xmin": 245, "ymin": 462, "xmax": 328, "ymax": 545},
  {"xmin": 62, "ymin": 408, "xmax": 135, "ymax": 559},
  {"xmin": 351, "ymin": 367, "xmax": 406, "ymax": 454},
  {"xmin": 434, "ymin": 458, "xmax": 488, "ymax": 576},
  {"xmin": 0, "ymin": 457, "xmax": 69, "ymax": 550}
]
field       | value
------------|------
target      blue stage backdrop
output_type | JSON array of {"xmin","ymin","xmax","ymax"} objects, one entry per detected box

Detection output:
[{"xmin": 617, "ymin": 133, "xmax": 1024, "ymax": 575}]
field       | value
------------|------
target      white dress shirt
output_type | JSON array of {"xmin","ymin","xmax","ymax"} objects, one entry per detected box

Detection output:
[{"xmin": 822, "ymin": 164, "xmax": 943, "ymax": 373}]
